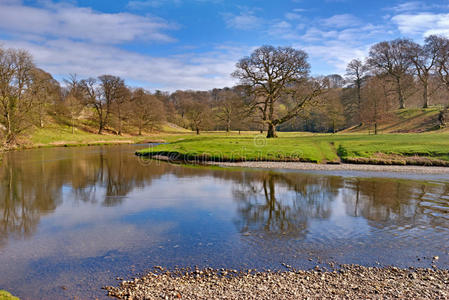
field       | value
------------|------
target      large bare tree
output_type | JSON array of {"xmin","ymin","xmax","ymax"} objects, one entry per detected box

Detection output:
[
  {"xmin": 404, "ymin": 37, "xmax": 440, "ymax": 108},
  {"xmin": 80, "ymin": 75, "xmax": 124, "ymax": 134},
  {"xmin": 367, "ymin": 39, "xmax": 413, "ymax": 109},
  {"xmin": 232, "ymin": 46, "xmax": 323, "ymax": 138},
  {"xmin": 0, "ymin": 47, "xmax": 35, "ymax": 144},
  {"xmin": 434, "ymin": 36, "xmax": 449, "ymax": 96}
]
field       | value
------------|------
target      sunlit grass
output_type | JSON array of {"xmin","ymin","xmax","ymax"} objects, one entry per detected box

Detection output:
[{"xmin": 137, "ymin": 132, "xmax": 449, "ymax": 163}]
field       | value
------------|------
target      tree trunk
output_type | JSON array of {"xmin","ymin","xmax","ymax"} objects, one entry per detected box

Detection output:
[
  {"xmin": 439, "ymin": 108, "xmax": 447, "ymax": 128},
  {"xmin": 118, "ymin": 108, "xmax": 122, "ymax": 136},
  {"xmin": 267, "ymin": 123, "xmax": 277, "ymax": 138},
  {"xmin": 396, "ymin": 77, "xmax": 405, "ymax": 109},
  {"xmin": 357, "ymin": 81, "xmax": 362, "ymax": 125},
  {"xmin": 196, "ymin": 128, "xmax": 200, "ymax": 135},
  {"xmin": 98, "ymin": 121, "xmax": 103, "ymax": 134},
  {"xmin": 423, "ymin": 83, "xmax": 429, "ymax": 109},
  {"xmin": 374, "ymin": 122, "xmax": 378, "ymax": 135}
]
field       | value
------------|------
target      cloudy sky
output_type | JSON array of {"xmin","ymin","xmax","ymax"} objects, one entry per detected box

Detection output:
[{"xmin": 1, "ymin": 0, "xmax": 449, "ymax": 91}]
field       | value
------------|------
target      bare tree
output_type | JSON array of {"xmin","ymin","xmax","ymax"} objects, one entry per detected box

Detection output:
[
  {"xmin": 404, "ymin": 37, "xmax": 440, "ymax": 108},
  {"xmin": 346, "ymin": 59, "xmax": 368, "ymax": 123},
  {"xmin": 361, "ymin": 76, "xmax": 392, "ymax": 134},
  {"xmin": 213, "ymin": 88, "xmax": 248, "ymax": 132},
  {"xmin": 112, "ymin": 84, "xmax": 130, "ymax": 135},
  {"xmin": 62, "ymin": 74, "xmax": 84, "ymax": 133},
  {"xmin": 184, "ymin": 93, "xmax": 212, "ymax": 135},
  {"xmin": 130, "ymin": 89, "xmax": 165, "ymax": 135},
  {"xmin": 80, "ymin": 75, "xmax": 124, "ymax": 134},
  {"xmin": 30, "ymin": 68, "xmax": 60, "ymax": 128},
  {"xmin": 79, "ymin": 78, "xmax": 103, "ymax": 133},
  {"xmin": 367, "ymin": 39, "xmax": 413, "ymax": 109},
  {"xmin": 0, "ymin": 47, "xmax": 35, "ymax": 144},
  {"xmin": 434, "ymin": 36, "xmax": 449, "ymax": 97},
  {"xmin": 232, "ymin": 46, "xmax": 323, "ymax": 138},
  {"xmin": 98, "ymin": 75, "xmax": 124, "ymax": 134}
]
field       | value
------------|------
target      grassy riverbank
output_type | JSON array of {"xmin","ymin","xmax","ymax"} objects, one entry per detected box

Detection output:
[
  {"xmin": 1, "ymin": 123, "xmax": 176, "ymax": 151},
  {"xmin": 137, "ymin": 132, "xmax": 449, "ymax": 165}
]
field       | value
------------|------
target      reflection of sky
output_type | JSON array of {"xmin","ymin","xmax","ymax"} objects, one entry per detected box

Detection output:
[
  {"xmin": 307, "ymin": 192, "xmax": 372, "ymax": 241},
  {"xmin": 1, "ymin": 146, "xmax": 449, "ymax": 299}
]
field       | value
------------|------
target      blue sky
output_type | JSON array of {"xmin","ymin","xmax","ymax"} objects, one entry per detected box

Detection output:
[{"xmin": 1, "ymin": 0, "xmax": 449, "ymax": 91}]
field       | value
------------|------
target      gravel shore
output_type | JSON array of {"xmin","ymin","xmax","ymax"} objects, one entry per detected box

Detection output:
[
  {"xmin": 211, "ymin": 161, "xmax": 449, "ymax": 174},
  {"xmin": 105, "ymin": 265, "xmax": 449, "ymax": 299}
]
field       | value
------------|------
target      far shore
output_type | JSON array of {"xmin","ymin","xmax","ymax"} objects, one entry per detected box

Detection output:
[
  {"xmin": 0, "ymin": 139, "xmax": 165, "ymax": 153},
  {"xmin": 145, "ymin": 155, "xmax": 449, "ymax": 174},
  {"xmin": 211, "ymin": 161, "xmax": 449, "ymax": 174}
]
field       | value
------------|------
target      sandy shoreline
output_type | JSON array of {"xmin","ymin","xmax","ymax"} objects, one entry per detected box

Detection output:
[
  {"xmin": 105, "ymin": 265, "xmax": 449, "ymax": 299},
  {"xmin": 209, "ymin": 161, "xmax": 449, "ymax": 174}
]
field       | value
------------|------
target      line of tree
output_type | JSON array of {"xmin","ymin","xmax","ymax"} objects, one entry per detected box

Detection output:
[{"xmin": 1, "ymin": 35, "xmax": 449, "ymax": 144}]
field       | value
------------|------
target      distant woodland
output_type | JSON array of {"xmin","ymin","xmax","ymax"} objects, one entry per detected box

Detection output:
[{"xmin": 1, "ymin": 35, "xmax": 449, "ymax": 143}]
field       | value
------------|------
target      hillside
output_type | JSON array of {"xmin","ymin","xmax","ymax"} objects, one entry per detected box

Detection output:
[
  {"xmin": 8, "ymin": 118, "xmax": 192, "ymax": 150},
  {"xmin": 343, "ymin": 107, "xmax": 448, "ymax": 134}
]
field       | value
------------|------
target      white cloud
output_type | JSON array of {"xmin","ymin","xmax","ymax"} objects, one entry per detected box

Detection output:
[
  {"xmin": 303, "ymin": 42, "xmax": 369, "ymax": 73},
  {"xmin": 223, "ymin": 10, "xmax": 262, "ymax": 30},
  {"xmin": 128, "ymin": 0, "xmax": 222, "ymax": 9},
  {"xmin": 128, "ymin": 0, "xmax": 182, "ymax": 9},
  {"xmin": 390, "ymin": 1, "xmax": 424, "ymax": 12},
  {"xmin": 285, "ymin": 12, "xmax": 302, "ymax": 21},
  {"xmin": 268, "ymin": 21, "xmax": 304, "ymax": 40},
  {"xmin": 321, "ymin": 14, "xmax": 360, "ymax": 28},
  {"xmin": 392, "ymin": 13, "xmax": 449, "ymax": 37},
  {"xmin": 0, "ymin": 1, "xmax": 176, "ymax": 44},
  {"xmin": 0, "ymin": 0, "xmax": 244, "ymax": 91},
  {"xmin": 0, "ymin": 38, "xmax": 240, "ymax": 91},
  {"xmin": 388, "ymin": 1, "xmax": 449, "ymax": 13}
]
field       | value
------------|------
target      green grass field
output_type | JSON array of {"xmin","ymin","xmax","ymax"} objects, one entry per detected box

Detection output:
[
  {"xmin": 24, "ymin": 123, "xmax": 166, "ymax": 148},
  {"xmin": 0, "ymin": 290, "xmax": 19, "ymax": 300},
  {"xmin": 4, "ymin": 113, "xmax": 449, "ymax": 166},
  {"xmin": 137, "ymin": 132, "xmax": 449, "ymax": 165}
]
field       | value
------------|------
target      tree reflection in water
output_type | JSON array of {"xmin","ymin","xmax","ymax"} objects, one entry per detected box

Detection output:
[
  {"xmin": 0, "ymin": 145, "xmax": 448, "ymax": 249},
  {"xmin": 344, "ymin": 178, "xmax": 449, "ymax": 230},
  {"xmin": 232, "ymin": 172, "xmax": 342, "ymax": 239},
  {"xmin": 0, "ymin": 146, "xmax": 171, "ymax": 245}
]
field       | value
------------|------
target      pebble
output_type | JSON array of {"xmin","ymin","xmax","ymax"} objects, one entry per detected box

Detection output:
[{"xmin": 105, "ymin": 265, "xmax": 449, "ymax": 299}]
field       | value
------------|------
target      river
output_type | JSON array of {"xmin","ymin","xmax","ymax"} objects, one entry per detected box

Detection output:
[{"xmin": 0, "ymin": 145, "xmax": 448, "ymax": 299}]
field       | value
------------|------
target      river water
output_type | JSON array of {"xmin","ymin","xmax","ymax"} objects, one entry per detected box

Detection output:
[{"xmin": 0, "ymin": 145, "xmax": 448, "ymax": 299}]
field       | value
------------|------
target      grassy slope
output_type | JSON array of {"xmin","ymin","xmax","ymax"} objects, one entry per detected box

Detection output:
[
  {"xmin": 344, "ymin": 107, "xmax": 448, "ymax": 134},
  {"xmin": 17, "ymin": 121, "xmax": 191, "ymax": 149},
  {"xmin": 0, "ymin": 290, "xmax": 19, "ymax": 300},
  {"xmin": 137, "ymin": 132, "xmax": 449, "ymax": 164}
]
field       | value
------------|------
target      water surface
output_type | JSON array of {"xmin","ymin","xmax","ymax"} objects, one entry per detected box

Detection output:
[{"xmin": 0, "ymin": 145, "xmax": 448, "ymax": 299}]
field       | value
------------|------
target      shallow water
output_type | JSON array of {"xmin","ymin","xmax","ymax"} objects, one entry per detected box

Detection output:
[{"xmin": 0, "ymin": 145, "xmax": 448, "ymax": 299}]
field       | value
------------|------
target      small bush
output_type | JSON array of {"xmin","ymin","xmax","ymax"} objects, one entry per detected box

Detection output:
[{"xmin": 337, "ymin": 145, "xmax": 348, "ymax": 158}]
